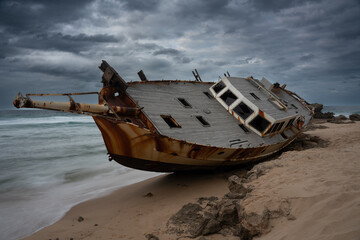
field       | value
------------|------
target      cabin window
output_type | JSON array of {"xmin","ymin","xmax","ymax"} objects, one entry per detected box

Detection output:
[
  {"xmin": 239, "ymin": 124, "xmax": 250, "ymax": 133},
  {"xmin": 196, "ymin": 116, "xmax": 210, "ymax": 126},
  {"xmin": 286, "ymin": 118, "xmax": 295, "ymax": 128},
  {"xmin": 177, "ymin": 98, "xmax": 192, "ymax": 108},
  {"xmin": 249, "ymin": 115, "xmax": 271, "ymax": 133},
  {"xmin": 270, "ymin": 123, "xmax": 279, "ymax": 133},
  {"xmin": 250, "ymin": 93, "xmax": 261, "ymax": 100},
  {"xmin": 276, "ymin": 121, "xmax": 285, "ymax": 132},
  {"xmin": 233, "ymin": 102, "xmax": 254, "ymax": 120},
  {"xmin": 220, "ymin": 90, "xmax": 237, "ymax": 106},
  {"xmin": 203, "ymin": 91, "xmax": 214, "ymax": 99},
  {"xmin": 212, "ymin": 81, "xmax": 226, "ymax": 94},
  {"xmin": 281, "ymin": 132, "xmax": 288, "ymax": 139},
  {"xmin": 161, "ymin": 115, "xmax": 181, "ymax": 128},
  {"xmin": 265, "ymin": 124, "xmax": 276, "ymax": 135}
]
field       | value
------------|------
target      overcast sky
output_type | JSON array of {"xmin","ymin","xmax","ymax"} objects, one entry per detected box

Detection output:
[{"xmin": 1, "ymin": 0, "xmax": 359, "ymax": 109}]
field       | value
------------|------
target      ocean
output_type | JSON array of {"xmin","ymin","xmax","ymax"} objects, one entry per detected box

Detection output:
[
  {"xmin": 0, "ymin": 110, "xmax": 161, "ymax": 240},
  {"xmin": 322, "ymin": 105, "xmax": 360, "ymax": 117},
  {"xmin": 1, "ymin": 106, "xmax": 359, "ymax": 239}
]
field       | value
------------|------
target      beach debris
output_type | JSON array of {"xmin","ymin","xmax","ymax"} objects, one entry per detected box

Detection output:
[
  {"xmin": 167, "ymin": 203, "xmax": 208, "ymax": 237},
  {"xmin": 244, "ymin": 161, "xmax": 283, "ymax": 182},
  {"xmin": 144, "ymin": 192, "xmax": 153, "ymax": 197},
  {"xmin": 310, "ymin": 103, "xmax": 358, "ymax": 123},
  {"xmin": 217, "ymin": 199, "xmax": 239, "ymax": 226},
  {"xmin": 327, "ymin": 115, "xmax": 354, "ymax": 124},
  {"xmin": 228, "ymin": 175, "xmax": 247, "ymax": 194},
  {"xmin": 201, "ymin": 218, "xmax": 222, "ymax": 235},
  {"xmin": 167, "ymin": 130, "xmax": 331, "ymax": 238},
  {"xmin": 349, "ymin": 113, "xmax": 360, "ymax": 121},
  {"xmin": 197, "ymin": 196, "xmax": 218, "ymax": 204},
  {"xmin": 167, "ymin": 162, "xmax": 297, "ymax": 240},
  {"xmin": 225, "ymin": 175, "xmax": 252, "ymax": 199},
  {"xmin": 145, "ymin": 233, "xmax": 159, "ymax": 240},
  {"xmin": 284, "ymin": 133, "xmax": 330, "ymax": 151},
  {"xmin": 304, "ymin": 121, "xmax": 329, "ymax": 131},
  {"xmin": 335, "ymin": 115, "xmax": 347, "ymax": 120},
  {"xmin": 77, "ymin": 216, "xmax": 84, "ymax": 222},
  {"xmin": 311, "ymin": 103, "xmax": 335, "ymax": 119}
]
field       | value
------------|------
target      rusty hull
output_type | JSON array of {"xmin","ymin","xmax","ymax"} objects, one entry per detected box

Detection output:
[{"xmin": 93, "ymin": 116, "xmax": 298, "ymax": 172}]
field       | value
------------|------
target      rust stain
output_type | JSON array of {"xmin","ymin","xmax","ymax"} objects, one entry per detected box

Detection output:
[
  {"xmin": 258, "ymin": 109, "xmax": 265, "ymax": 118},
  {"xmin": 236, "ymin": 149, "xmax": 249, "ymax": 159},
  {"xmin": 93, "ymin": 113, "xmax": 278, "ymax": 167}
]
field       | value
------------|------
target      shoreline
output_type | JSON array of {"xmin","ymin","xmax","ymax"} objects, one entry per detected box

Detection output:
[
  {"xmin": 23, "ymin": 121, "xmax": 360, "ymax": 240},
  {"xmin": 15, "ymin": 170, "xmax": 162, "ymax": 240},
  {"xmin": 23, "ymin": 170, "xmax": 231, "ymax": 240}
]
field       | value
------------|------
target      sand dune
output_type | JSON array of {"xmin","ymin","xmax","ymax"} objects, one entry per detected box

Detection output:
[{"xmin": 23, "ymin": 121, "xmax": 360, "ymax": 240}]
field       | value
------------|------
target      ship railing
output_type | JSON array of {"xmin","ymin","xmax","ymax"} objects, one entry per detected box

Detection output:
[
  {"xmin": 280, "ymin": 88, "xmax": 315, "ymax": 115},
  {"xmin": 246, "ymin": 77, "xmax": 288, "ymax": 111}
]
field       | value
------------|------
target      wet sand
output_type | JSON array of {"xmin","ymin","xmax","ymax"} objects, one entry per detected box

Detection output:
[{"xmin": 23, "ymin": 121, "xmax": 360, "ymax": 240}]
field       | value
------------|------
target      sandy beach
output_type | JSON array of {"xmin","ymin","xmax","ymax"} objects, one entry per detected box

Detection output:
[{"xmin": 23, "ymin": 120, "xmax": 360, "ymax": 240}]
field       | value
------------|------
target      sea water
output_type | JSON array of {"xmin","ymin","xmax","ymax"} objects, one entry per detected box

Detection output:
[
  {"xmin": 0, "ymin": 110, "xmax": 161, "ymax": 240},
  {"xmin": 322, "ymin": 105, "xmax": 360, "ymax": 117}
]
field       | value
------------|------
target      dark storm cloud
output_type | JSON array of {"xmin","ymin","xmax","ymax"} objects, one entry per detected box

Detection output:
[
  {"xmin": 251, "ymin": 0, "xmax": 322, "ymax": 12},
  {"xmin": 122, "ymin": 0, "xmax": 161, "ymax": 11},
  {"xmin": 152, "ymin": 48, "xmax": 192, "ymax": 64},
  {"xmin": 153, "ymin": 48, "xmax": 181, "ymax": 56},
  {"xmin": 0, "ymin": 0, "xmax": 90, "ymax": 34},
  {"xmin": 300, "ymin": 54, "xmax": 315, "ymax": 61},
  {"xmin": 176, "ymin": 0, "xmax": 232, "ymax": 17},
  {"xmin": 0, "ymin": 0, "xmax": 360, "ymax": 109},
  {"xmin": 12, "ymin": 33, "xmax": 121, "ymax": 53}
]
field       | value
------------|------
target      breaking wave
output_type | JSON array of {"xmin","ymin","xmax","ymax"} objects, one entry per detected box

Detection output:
[{"xmin": 0, "ymin": 116, "xmax": 94, "ymax": 126}]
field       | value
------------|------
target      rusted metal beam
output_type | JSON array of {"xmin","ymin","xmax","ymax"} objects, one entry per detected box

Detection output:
[
  {"xmin": 192, "ymin": 69, "xmax": 202, "ymax": 82},
  {"xmin": 13, "ymin": 92, "xmax": 141, "ymax": 116},
  {"xmin": 137, "ymin": 70, "xmax": 148, "ymax": 82},
  {"xmin": 99, "ymin": 60, "xmax": 128, "ymax": 92}
]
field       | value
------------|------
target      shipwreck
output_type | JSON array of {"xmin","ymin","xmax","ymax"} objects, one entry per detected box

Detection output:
[{"xmin": 14, "ymin": 61, "xmax": 313, "ymax": 172}]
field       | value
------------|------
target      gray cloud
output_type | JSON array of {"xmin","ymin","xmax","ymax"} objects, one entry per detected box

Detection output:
[
  {"xmin": 122, "ymin": 0, "xmax": 161, "ymax": 11},
  {"xmin": 0, "ymin": 0, "xmax": 90, "ymax": 34},
  {"xmin": 0, "ymin": 0, "xmax": 359, "ymax": 109},
  {"xmin": 153, "ymin": 48, "xmax": 181, "ymax": 56},
  {"xmin": 300, "ymin": 54, "xmax": 315, "ymax": 61},
  {"xmin": 251, "ymin": 0, "xmax": 323, "ymax": 12},
  {"xmin": 10, "ymin": 33, "xmax": 121, "ymax": 53}
]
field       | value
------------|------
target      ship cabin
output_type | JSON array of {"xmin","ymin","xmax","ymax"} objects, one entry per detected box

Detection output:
[
  {"xmin": 125, "ymin": 75, "xmax": 312, "ymax": 149},
  {"xmin": 209, "ymin": 76, "xmax": 303, "ymax": 138}
]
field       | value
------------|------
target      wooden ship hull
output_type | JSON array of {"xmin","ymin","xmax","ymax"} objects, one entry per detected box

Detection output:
[
  {"xmin": 93, "ymin": 117, "xmax": 298, "ymax": 172},
  {"xmin": 14, "ymin": 61, "xmax": 313, "ymax": 172}
]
